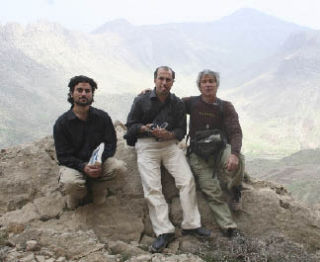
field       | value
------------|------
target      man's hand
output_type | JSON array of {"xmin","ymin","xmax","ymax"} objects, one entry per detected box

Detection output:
[
  {"xmin": 140, "ymin": 124, "xmax": 152, "ymax": 133},
  {"xmin": 84, "ymin": 164, "xmax": 102, "ymax": 178},
  {"xmin": 225, "ymin": 154, "xmax": 239, "ymax": 172},
  {"xmin": 151, "ymin": 128, "xmax": 174, "ymax": 140},
  {"xmin": 139, "ymin": 88, "xmax": 152, "ymax": 95}
]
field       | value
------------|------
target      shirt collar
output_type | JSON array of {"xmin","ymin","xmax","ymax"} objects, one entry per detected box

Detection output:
[
  {"xmin": 150, "ymin": 88, "xmax": 157, "ymax": 100},
  {"xmin": 66, "ymin": 106, "xmax": 95, "ymax": 120},
  {"xmin": 149, "ymin": 88, "xmax": 172, "ymax": 102}
]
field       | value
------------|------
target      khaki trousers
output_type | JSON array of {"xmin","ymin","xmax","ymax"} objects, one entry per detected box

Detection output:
[
  {"xmin": 59, "ymin": 157, "xmax": 123, "ymax": 206},
  {"xmin": 135, "ymin": 138, "xmax": 201, "ymax": 236},
  {"xmin": 188, "ymin": 144, "xmax": 245, "ymax": 230}
]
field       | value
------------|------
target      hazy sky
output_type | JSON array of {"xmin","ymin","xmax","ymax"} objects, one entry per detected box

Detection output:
[{"xmin": 1, "ymin": 0, "xmax": 320, "ymax": 32}]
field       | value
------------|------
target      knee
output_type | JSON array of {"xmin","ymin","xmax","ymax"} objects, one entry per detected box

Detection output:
[
  {"xmin": 144, "ymin": 188, "xmax": 166, "ymax": 207},
  {"xmin": 103, "ymin": 157, "xmax": 127, "ymax": 179},
  {"xmin": 61, "ymin": 181, "xmax": 87, "ymax": 196},
  {"xmin": 177, "ymin": 174, "xmax": 196, "ymax": 190},
  {"xmin": 199, "ymin": 180, "xmax": 222, "ymax": 197}
]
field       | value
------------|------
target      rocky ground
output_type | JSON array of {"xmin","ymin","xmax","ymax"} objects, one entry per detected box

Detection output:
[{"xmin": 1, "ymin": 127, "xmax": 320, "ymax": 261}]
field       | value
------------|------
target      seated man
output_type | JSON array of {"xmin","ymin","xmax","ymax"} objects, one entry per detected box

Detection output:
[
  {"xmin": 54, "ymin": 75, "xmax": 125, "ymax": 209},
  {"xmin": 183, "ymin": 69, "xmax": 245, "ymax": 237},
  {"xmin": 126, "ymin": 66, "xmax": 210, "ymax": 253}
]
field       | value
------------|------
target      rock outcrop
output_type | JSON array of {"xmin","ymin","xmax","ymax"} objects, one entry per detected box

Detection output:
[{"xmin": 0, "ymin": 127, "xmax": 320, "ymax": 261}]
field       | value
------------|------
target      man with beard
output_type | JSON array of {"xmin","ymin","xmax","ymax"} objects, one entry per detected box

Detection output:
[
  {"xmin": 126, "ymin": 66, "xmax": 210, "ymax": 253},
  {"xmin": 54, "ymin": 75, "xmax": 122, "ymax": 209}
]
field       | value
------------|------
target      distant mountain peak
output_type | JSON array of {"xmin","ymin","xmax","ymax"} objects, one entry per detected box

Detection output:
[
  {"xmin": 216, "ymin": 7, "xmax": 307, "ymax": 30},
  {"xmin": 92, "ymin": 19, "xmax": 133, "ymax": 34},
  {"xmin": 230, "ymin": 7, "xmax": 270, "ymax": 17}
]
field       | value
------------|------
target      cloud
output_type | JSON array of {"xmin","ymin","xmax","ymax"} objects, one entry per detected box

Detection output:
[{"xmin": 46, "ymin": 0, "xmax": 55, "ymax": 5}]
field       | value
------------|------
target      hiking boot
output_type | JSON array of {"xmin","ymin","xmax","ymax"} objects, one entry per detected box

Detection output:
[
  {"xmin": 224, "ymin": 227, "xmax": 241, "ymax": 238},
  {"xmin": 181, "ymin": 227, "xmax": 211, "ymax": 237},
  {"xmin": 150, "ymin": 233, "xmax": 175, "ymax": 253},
  {"xmin": 230, "ymin": 185, "xmax": 242, "ymax": 212}
]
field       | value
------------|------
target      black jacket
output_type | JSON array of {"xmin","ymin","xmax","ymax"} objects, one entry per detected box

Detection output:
[
  {"xmin": 53, "ymin": 106, "xmax": 116, "ymax": 172},
  {"xmin": 126, "ymin": 89, "xmax": 186, "ymax": 142}
]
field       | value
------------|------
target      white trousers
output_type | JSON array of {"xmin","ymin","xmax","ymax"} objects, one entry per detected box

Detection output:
[{"xmin": 135, "ymin": 138, "xmax": 201, "ymax": 236}]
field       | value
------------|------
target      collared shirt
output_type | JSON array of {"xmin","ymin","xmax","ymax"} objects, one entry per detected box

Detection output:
[
  {"xmin": 126, "ymin": 89, "xmax": 186, "ymax": 141},
  {"xmin": 53, "ymin": 106, "xmax": 116, "ymax": 172}
]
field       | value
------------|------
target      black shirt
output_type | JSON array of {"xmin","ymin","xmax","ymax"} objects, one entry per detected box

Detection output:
[
  {"xmin": 53, "ymin": 106, "xmax": 116, "ymax": 172},
  {"xmin": 126, "ymin": 89, "xmax": 186, "ymax": 141}
]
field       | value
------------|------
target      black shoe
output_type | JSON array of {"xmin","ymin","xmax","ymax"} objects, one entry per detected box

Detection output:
[
  {"xmin": 181, "ymin": 227, "xmax": 211, "ymax": 237},
  {"xmin": 150, "ymin": 233, "xmax": 175, "ymax": 253},
  {"xmin": 230, "ymin": 185, "xmax": 242, "ymax": 211},
  {"xmin": 224, "ymin": 227, "xmax": 241, "ymax": 238}
]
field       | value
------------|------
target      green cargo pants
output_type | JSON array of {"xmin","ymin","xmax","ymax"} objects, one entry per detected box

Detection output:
[{"xmin": 188, "ymin": 144, "xmax": 245, "ymax": 230}]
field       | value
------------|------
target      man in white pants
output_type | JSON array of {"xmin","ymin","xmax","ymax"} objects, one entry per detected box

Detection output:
[
  {"xmin": 54, "ymin": 75, "xmax": 125, "ymax": 209},
  {"xmin": 126, "ymin": 66, "xmax": 210, "ymax": 253}
]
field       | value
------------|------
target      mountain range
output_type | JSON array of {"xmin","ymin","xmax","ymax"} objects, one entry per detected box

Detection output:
[{"xmin": 0, "ymin": 8, "xmax": 319, "ymax": 157}]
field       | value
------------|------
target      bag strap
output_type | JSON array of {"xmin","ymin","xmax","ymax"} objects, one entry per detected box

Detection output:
[
  {"xmin": 186, "ymin": 97, "xmax": 225, "ymax": 157},
  {"xmin": 186, "ymin": 97, "xmax": 225, "ymax": 138}
]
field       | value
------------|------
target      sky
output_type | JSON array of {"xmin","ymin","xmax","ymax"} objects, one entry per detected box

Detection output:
[{"xmin": 1, "ymin": 0, "xmax": 320, "ymax": 32}]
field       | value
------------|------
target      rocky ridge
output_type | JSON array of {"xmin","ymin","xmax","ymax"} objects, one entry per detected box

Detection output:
[{"xmin": 0, "ymin": 128, "xmax": 320, "ymax": 261}]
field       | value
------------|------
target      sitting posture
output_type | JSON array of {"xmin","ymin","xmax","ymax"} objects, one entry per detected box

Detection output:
[
  {"xmin": 54, "ymin": 75, "xmax": 125, "ymax": 209},
  {"xmin": 184, "ymin": 69, "xmax": 245, "ymax": 237},
  {"xmin": 126, "ymin": 66, "xmax": 210, "ymax": 253}
]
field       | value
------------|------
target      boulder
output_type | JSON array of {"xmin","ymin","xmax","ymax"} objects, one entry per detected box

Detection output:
[{"xmin": 0, "ymin": 129, "xmax": 320, "ymax": 261}]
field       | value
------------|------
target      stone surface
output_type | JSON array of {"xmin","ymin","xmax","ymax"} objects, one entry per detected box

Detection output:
[
  {"xmin": 26, "ymin": 239, "xmax": 39, "ymax": 251},
  {"xmin": 35, "ymin": 255, "xmax": 46, "ymax": 262},
  {"xmin": 0, "ymin": 132, "xmax": 320, "ymax": 261},
  {"xmin": 109, "ymin": 240, "xmax": 149, "ymax": 258}
]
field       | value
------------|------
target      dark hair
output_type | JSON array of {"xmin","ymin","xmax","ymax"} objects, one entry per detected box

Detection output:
[
  {"xmin": 67, "ymin": 75, "xmax": 98, "ymax": 105},
  {"xmin": 154, "ymin": 66, "xmax": 175, "ymax": 80}
]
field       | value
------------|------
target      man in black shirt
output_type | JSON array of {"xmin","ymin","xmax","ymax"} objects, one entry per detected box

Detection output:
[
  {"xmin": 126, "ymin": 66, "xmax": 210, "ymax": 253},
  {"xmin": 54, "ymin": 75, "xmax": 125, "ymax": 209}
]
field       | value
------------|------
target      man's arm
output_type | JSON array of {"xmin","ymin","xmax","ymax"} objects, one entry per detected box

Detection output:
[
  {"xmin": 223, "ymin": 102, "xmax": 242, "ymax": 155},
  {"xmin": 126, "ymin": 96, "xmax": 145, "ymax": 136},
  {"xmin": 223, "ymin": 102, "xmax": 243, "ymax": 171},
  {"xmin": 181, "ymin": 96, "xmax": 191, "ymax": 115},
  {"xmin": 171, "ymin": 99, "xmax": 187, "ymax": 141},
  {"xmin": 101, "ymin": 113, "xmax": 117, "ymax": 162},
  {"xmin": 53, "ymin": 121, "xmax": 86, "ymax": 172}
]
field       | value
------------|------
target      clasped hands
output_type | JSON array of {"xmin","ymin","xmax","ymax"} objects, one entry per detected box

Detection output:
[
  {"xmin": 140, "ymin": 123, "xmax": 174, "ymax": 141},
  {"xmin": 84, "ymin": 163, "xmax": 102, "ymax": 178}
]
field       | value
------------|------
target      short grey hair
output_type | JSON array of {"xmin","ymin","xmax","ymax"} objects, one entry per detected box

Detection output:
[{"xmin": 196, "ymin": 69, "xmax": 220, "ymax": 88}]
